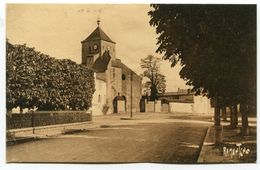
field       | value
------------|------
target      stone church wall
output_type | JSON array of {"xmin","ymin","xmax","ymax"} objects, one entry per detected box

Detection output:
[
  {"xmin": 101, "ymin": 40, "xmax": 116, "ymax": 59},
  {"xmin": 121, "ymin": 63, "xmax": 142, "ymax": 113},
  {"xmin": 91, "ymin": 74, "xmax": 107, "ymax": 116},
  {"xmin": 105, "ymin": 66, "xmax": 123, "ymax": 114}
]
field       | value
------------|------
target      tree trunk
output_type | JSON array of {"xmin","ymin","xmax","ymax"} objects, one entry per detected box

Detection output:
[
  {"xmin": 150, "ymin": 84, "xmax": 157, "ymax": 101},
  {"xmin": 214, "ymin": 97, "xmax": 221, "ymax": 126},
  {"xmin": 234, "ymin": 103, "xmax": 238, "ymax": 126},
  {"xmin": 213, "ymin": 125, "xmax": 223, "ymax": 145},
  {"xmin": 214, "ymin": 96, "xmax": 222, "ymax": 144},
  {"xmin": 19, "ymin": 107, "xmax": 23, "ymax": 114},
  {"xmin": 240, "ymin": 102, "xmax": 249, "ymax": 135},
  {"xmin": 221, "ymin": 107, "xmax": 227, "ymax": 121},
  {"xmin": 229, "ymin": 105, "xmax": 235, "ymax": 128}
]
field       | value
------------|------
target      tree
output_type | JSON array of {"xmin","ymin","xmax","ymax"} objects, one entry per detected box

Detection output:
[
  {"xmin": 149, "ymin": 5, "xmax": 256, "ymax": 134},
  {"xmin": 6, "ymin": 40, "xmax": 95, "ymax": 112},
  {"xmin": 141, "ymin": 55, "xmax": 166, "ymax": 101}
]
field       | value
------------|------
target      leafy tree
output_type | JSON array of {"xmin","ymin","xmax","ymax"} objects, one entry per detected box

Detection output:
[
  {"xmin": 149, "ymin": 5, "xmax": 256, "ymax": 133},
  {"xmin": 141, "ymin": 55, "xmax": 166, "ymax": 101},
  {"xmin": 6, "ymin": 40, "xmax": 95, "ymax": 112}
]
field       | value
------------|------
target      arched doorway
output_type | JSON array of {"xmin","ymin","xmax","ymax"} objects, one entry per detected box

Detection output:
[{"xmin": 113, "ymin": 93, "xmax": 126, "ymax": 113}]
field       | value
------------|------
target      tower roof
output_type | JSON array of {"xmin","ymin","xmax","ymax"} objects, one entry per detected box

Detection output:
[{"xmin": 81, "ymin": 26, "xmax": 115, "ymax": 44}]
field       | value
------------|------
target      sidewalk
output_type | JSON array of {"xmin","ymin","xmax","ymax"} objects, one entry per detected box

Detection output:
[
  {"xmin": 6, "ymin": 112, "xmax": 165, "ymax": 145},
  {"xmin": 198, "ymin": 124, "xmax": 256, "ymax": 163}
]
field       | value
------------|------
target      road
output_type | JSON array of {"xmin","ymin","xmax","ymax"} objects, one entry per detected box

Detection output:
[{"xmin": 7, "ymin": 113, "xmax": 210, "ymax": 163}]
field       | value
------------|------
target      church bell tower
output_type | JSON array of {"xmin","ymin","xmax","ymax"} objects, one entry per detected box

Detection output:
[{"xmin": 81, "ymin": 19, "xmax": 116, "ymax": 68}]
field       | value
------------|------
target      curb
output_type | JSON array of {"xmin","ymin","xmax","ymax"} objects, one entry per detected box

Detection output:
[
  {"xmin": 6, "ymin": 121, "xmax": 93, "ymax": 143},
  {"xmin": 197, "ymin": 126, "xmax": 211, "ymax": 163},
  {"xmin": 6, "ymin": 136, "xmax": 39, "ymax": 146}
]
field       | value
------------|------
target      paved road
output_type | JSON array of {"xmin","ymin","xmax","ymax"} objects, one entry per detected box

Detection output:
[{"xmin": 7, "ymin": 115, "xmax": 209, "ymax": 163}]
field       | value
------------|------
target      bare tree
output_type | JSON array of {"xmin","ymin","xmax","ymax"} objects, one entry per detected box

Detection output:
[{"xmin": 141, "ymin": 55, "xmax": 166, "ymax": 101}]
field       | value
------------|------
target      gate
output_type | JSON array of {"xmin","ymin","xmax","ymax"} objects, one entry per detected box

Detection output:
[{"xmin": 140, "ymin": 98, "xmax": 146, "ymax": 112}]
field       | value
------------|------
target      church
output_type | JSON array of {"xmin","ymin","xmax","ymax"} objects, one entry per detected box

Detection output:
[{"xmin": 81, "ymin": 20, "xmax": 142, "ymax": 115}]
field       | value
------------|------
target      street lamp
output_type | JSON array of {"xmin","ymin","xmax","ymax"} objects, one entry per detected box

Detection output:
[
  {"xmin": 130, "ymin": 71, "xmax": 133, "ymax": 119},
  {"xmin": 120, "ymin": 71, "xmax": 133, "ymax": 120}
]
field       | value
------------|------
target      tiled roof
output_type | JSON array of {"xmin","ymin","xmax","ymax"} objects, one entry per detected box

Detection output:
[
  {"xmin": 120, "ymin": 62, "xmax": 142, "ymax": 79},
  {"xmin": 82, "ymin": 26, "xmax": 115, "ymax": 43},
  {"xmin": 163, "ymin": 92, "xmax": 188, "ymax": 96}
]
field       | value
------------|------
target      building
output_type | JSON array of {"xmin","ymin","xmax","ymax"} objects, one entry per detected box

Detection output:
[
  {"xmin": 158, "ymin": 88, "xmax": 214, "ymax": 115},
  {"xmin": 81, "ymin": 20, "xmax": 142, "ymax": 115},
  {"xmin": 158, "ymin": 88, "xmax": 194, "ymax": 103}
]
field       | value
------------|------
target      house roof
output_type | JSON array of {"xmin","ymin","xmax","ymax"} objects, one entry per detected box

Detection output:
[
  {"xmin": 160, "ymin": 91, "xmax": 193, "ymax": 96},
  {"xmin": 81, "ymin": 26, "xmax": 115, "ymax": 44}
]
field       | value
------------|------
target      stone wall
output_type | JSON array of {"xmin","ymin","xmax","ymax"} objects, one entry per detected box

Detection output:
[
  {"xmin": 145, "ymin": 100, "xmax": 162, "ymax": 112},
  {"xmin": 193, "ymin": 96, "xmax": 214, "ymax": 115},
  {"xmin": 169, "ymin": 102, "xmax": 193, "ymax": 113},
  {"xmin": 6, "ymin": 111, "xmax": 92, "ymax": 130},
  {"xmin": 169, "ymin": 96, "xmax": 214, "ymax": 115},
  {"xmin": 101, "ymin": 40, "xmax": 116, "ymax": 60},
  {"xmin": 162, "ymin": 103, "xmax": 169, "ymax": 112}
]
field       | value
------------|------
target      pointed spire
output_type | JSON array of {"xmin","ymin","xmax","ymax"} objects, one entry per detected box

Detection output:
[
  {"xmin": 97, "ymin": 17, "xmax": 100, "ymax": 27},
  {"xmin": 81, "ymin": 18, "xmax": 115, "ymax": 44}
]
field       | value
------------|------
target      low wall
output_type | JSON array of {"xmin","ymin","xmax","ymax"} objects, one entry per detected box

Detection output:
[
  {"xmin": 146, "ymin": 101, "xmax": 155, "ymax": 112},
  {"xmin": 6, "ymin": 111, "xmax": 92, "ymax": 130},
  {"xmin": 145, "ymin": 100, "xmax": 162, "ymax": 112},
  {"xmin": 155, "ymin": 100, "xmax": 161, "ymax": 112},
  {"xmin": 193, "ymin": 96, "xmax": 214, "ymax": 115},
  {"xmin": 169, "ymin": 96, "xmax": 214, "ymax": 115},
  {"xmin": 7, "ymin": 122, "xmax": 92, "ymax": 141},
  {"xmin": 161, "ymin": 104, "xmax": 169, "ymax": 112},
  {"xmin": 169, "ymin": 102, "xmax": 193, "ymax": 113}
]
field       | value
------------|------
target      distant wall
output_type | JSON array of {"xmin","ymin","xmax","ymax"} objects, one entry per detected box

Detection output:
[
  {"xmin": 6, "ymin": 111, "xmax": 92, "ymax": 130},
  {"xmin": 155, "ymin": 100, "xmax": 161, "ymax": 112},
  {"xmin": 169, "ymin": 102, "xmax": 193, "ymax": 113},
  {"xmin": 146, "ymin": 101, "xmax": 155, "ymax": 112},
  {"xmin": 193, "ymin": 96, "xmax": 214, "ymax": 115},
  {"xmin": 169, "ymin": 96, "xmax": 214, "ymax": 115},
  {"xmin": 161, "ymin": 104, "xmax": 169, "ymax": 112},
  {"xmin": 145, "ymin": 100, "xmax": 162, "ymax": 113}
]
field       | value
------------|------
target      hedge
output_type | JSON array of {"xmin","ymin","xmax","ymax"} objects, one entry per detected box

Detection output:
[{"xmin": 6, "ymin": 40, "xmax": 95, "ymax": 111}]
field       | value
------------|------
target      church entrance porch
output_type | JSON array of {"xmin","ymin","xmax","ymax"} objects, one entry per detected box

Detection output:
[{"xmin": 113, "ymin": 94, "xmax": 126, "ymax": 113}]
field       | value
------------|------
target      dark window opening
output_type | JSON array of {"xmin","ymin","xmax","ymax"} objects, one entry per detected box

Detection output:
[{"xmin": 122, "ymin": 74, "xmax": 126, "ymax": 80}]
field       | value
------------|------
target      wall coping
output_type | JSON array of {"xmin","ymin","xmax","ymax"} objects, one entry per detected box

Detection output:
[{"xmin": 7, "ymin": 121, "xmax": 92, "ymax": 133}]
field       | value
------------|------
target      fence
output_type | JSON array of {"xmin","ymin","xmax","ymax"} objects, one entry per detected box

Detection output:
[{"xmin": 6, "ymin": 111, "xmax": 92, "ymax": 130}]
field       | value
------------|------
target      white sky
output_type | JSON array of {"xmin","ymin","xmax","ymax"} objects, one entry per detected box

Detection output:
[{"xmin": 6, "ymin": 4, "xmax": 189, "ymax": 92}]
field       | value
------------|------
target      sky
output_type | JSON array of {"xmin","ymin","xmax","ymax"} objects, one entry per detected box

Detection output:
[{"xmin": 6, "ymin": 4, "xmax": 189, "ymax": 92}]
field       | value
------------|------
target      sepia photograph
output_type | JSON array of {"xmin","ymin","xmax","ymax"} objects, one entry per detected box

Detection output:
[{"xmin": 3, "ymin": 2, "xmax": 257, "ymax": 165}]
